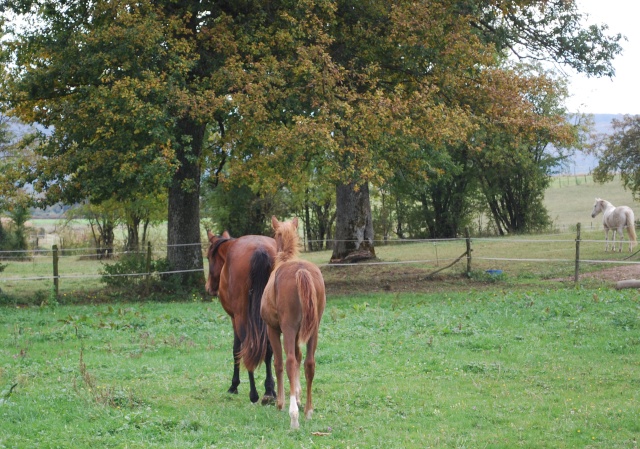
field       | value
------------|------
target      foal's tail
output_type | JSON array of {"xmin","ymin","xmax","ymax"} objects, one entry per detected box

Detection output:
[
  {"xmin": 296, "ymin": 268, "xmax": 319, "ymax": 345},
  {"xmin": 240, "ymin": 248, "xmax": 273, "ymax": 372},
  {"xmin": 627, "ymin": 209, "xmax": 637, "ymax": 250}
]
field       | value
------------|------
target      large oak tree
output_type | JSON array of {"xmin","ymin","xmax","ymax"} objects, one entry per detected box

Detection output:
[{"xmin": 1, "ymin": 0, "xmax": 623, "ymax": 268}]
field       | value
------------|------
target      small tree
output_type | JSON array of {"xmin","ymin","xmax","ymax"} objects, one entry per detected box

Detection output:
[
  {"xmin": 591, "ymin": 115, "xmax": 640, "ymax": 199},
  {"xmin": 6, "ymin": 202, "xmax": 30, "ymax": 252},
  {"xmin": 65, "ymin": 202, "xmax": 119, "ymax": 259}
]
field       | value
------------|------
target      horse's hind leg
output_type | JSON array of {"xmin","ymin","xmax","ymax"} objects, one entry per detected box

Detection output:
[
  {"xmin": 261, "ymin": 343, "xmax": 277, "ymax": 405},
  {"xmin": 267, "ymin": 326, "xmax": 285, "ymax": 411},
  {"xmin": 283, "ymin": 329, "xmax": 300, "ymax": 429},
  {"xmin": 229, "ymin": 333, "xmax": 241, "ymax": 394},
  {"xmin": 247, "ymin": 370, "xmax": 259, "ymax": 403},
  {"xmin": 303, "ymin": 333, "xmax": 318, "ymax": 420},
  {"xmin": 619, "ymin": 227, "xmax": 625, "ymax": 252},
  {"xmin": 294, "ymin": 342, "xmax": 302, "ymax": 407}
]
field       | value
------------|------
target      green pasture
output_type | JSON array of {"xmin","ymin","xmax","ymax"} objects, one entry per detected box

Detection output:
[
  {"xmin": 1, "ymin": 289, "xmax": 639, "ymax": 448},
  {"xmin": 545, "ymin": 174, "xmax": 640, "ymax": 231}
]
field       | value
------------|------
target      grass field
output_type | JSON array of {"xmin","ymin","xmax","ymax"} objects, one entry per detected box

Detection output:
[
  {"xmin": 545, "ymin": 174, "xmax": 640, "ymax": 231},
  {"xmin": 1, "ymin": 289, "xmax": 639, "ymax": 448},
  {"xmin": 1, "ymin": 176, "xmax": 640, "ymax": 447}
]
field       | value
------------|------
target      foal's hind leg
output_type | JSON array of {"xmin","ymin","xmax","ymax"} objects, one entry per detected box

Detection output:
[
  {"xmin": 283, "ymin": 328, "xmax": 301, "ymax": 429},
  {"xmin": 267, "ymin": 326, "xmax": 285, "ymax": 411},
  {"xmin": 303, "ymin": 333, "xmax": 318, "ymax": 420},
  {"xmin": 294, "ymin": 342, "xmax": 303, "ymax": 407}
]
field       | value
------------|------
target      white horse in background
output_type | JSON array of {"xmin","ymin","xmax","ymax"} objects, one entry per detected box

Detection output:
[{"xmin": 591, "ymin": 198, "xmax": 637, "ymax": 252}]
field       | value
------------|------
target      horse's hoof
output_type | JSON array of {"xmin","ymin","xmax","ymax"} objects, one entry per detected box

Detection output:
[
  {"xmin": 250, "ymin": 392, "xmax": 260, "ymax": 403},
  {"xmin": 227, "ymin": 387, "xmax": 238, "ymax": 395},
  {"xmin": 261, "ymin": 394, "xmax": 276, "ymax": 406}
]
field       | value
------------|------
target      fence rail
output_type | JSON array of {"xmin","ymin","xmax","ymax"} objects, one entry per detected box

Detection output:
[{"xmin": 1, "ymin": 224, "xmax": 639, "ymax": 298}]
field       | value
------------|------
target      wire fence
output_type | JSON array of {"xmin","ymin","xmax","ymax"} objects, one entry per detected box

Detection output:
[{"xmin": 1, "ymin": 225, "xmax": 640, "ymax": 298}]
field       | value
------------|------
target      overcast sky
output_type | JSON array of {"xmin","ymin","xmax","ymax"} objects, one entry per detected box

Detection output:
[{"xmin": 564, "ymin": 0, "xmax": 640, "ymax": 115}]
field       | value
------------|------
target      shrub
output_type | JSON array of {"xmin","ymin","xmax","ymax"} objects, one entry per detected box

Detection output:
[{"xmin": 100, "ymin": 253, "xmax": 170, "ymax": 289}]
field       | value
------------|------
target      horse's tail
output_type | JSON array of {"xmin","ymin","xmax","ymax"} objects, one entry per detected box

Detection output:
[
  {"xmin": 627, "ymin": 209, "xmax": 637, "ymax": 249},
  {"xmin": 239, "ymin": 248, "xmax": 273, "ymax": 372},
  {"xmin": 296, "ymin": 268, "xmax": 319, "ymax": 345}
]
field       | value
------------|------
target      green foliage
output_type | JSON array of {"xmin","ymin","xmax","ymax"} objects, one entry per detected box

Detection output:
[
  {"xmin": 202, "ymin": 181, "xmax": 289, "ymax": 236},
  {"xmin": 2, "ymin": 0, "xmax": 624, "ymax": 265},
  {"xmin": 0, "ymin": 204, "xmax": 31, "ymax": 255},
  {"xmin": 100, "ymin": 254, "xmax": 169, "ymax": 289},
  {"xmin": 591, "ymin": 115, "xmax": 640, "ymax": 199}
]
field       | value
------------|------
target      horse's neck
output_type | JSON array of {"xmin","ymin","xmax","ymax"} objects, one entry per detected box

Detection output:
[
  {"xmin": 602, "ymin": 203, "xmax": 616, "ymax": 215},
  {"xmin": 275, "ymin": 235, "xmax": 299, "ymax": 265},
  {"xmin": 213, "ymin": 238, "xmax": 233, "ymax": 262},
  {"xmin": 276, "ymin": 247, "xmax": 298, "ymax": 265}
]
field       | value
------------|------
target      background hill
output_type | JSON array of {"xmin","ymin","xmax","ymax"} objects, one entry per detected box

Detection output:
[{"xmin": 561, "ymin": 113, "xmax": 624, "ymax": 175}]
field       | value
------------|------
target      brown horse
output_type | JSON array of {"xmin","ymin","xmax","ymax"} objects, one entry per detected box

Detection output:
[
  {"xmin": 261, "ymin": 216, "xmax": 326, "ymax": 429},
  {"xmin": 206, "ymin": 230, "xmax": 277, "ymax": 404}
]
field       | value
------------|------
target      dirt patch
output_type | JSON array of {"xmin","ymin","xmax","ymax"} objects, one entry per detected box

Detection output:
[
  {"xmin": 321, "ymin": 264, "xmax": 486, "ymax": 296},
  {"xmin": 577, "ymin": 264, "xmax": 640, "ymax": 283},
  {"xmin": 322, "ymin": 261, "xmax": 640, "ymax": 295}
]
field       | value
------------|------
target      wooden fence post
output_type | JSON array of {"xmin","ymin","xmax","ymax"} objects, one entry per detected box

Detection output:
[
  {"xmin": 465, "ymin": 227, "xmax": 472, "ymax": 275},
  {"xmin": 145, "ymin": 241, "xmax": 152, "ymax": 292},
  {"xmin": 52, "ymin": 244, "xmax": 59, "ymax": 297},
  {"xmin": 574, "ymin": 223, "xmax": 581, "ymax": 285}
]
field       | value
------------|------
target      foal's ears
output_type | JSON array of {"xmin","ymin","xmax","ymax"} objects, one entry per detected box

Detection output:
[
  {"xmin": 207, "ymin": 230, "xmax": 214, "ymax": 242},
  {"xmin": 222, "ymin": 230, "xmax": 231, "ymax": 239},
  {"xmin": 271, "ymin": 215, "xmax": 298, "ymax": 230}
]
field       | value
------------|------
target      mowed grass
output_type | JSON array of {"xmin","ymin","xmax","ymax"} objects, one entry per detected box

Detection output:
[{"xmin": 1, "ymin": 289, "xmax": 640, "ymax": 448}]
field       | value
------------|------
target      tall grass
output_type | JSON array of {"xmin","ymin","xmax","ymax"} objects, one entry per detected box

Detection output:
[{"xmin": 1, "ymin": 289, "xmax": 639, "ymax": 448}]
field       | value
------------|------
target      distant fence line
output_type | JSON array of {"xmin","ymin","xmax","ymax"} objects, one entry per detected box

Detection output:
[{"xmin": 2, "ymin": 224, "xmax": 640, "ymax": 296}]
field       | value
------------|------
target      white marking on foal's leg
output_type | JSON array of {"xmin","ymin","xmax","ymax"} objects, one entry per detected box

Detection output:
[
  {"xmin": 295, "ymin": 378, "xmax": 302, "ymax": 407},
  {"xmin": 289, "ymin": 394, "xmax": 300, "ymax": 429}
]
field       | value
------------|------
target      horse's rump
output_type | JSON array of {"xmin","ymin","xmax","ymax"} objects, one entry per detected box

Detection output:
[
  {"xmin": 271, "ymin": 261, "xmax": 324, "ymax": 344},
  {"xmin": 238, "ymin": 248, "xmax": 274, "ymax": 371},
  {"xmin": 624, "ymin": 208, "xmax": 637, "ymax": 243}
]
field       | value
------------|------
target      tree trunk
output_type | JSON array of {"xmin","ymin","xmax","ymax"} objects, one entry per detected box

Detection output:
[
  {"xmin": 167, "ymin": 119, "xmax": 205, "ymax": 286},
  {"xmin": 304, "ymin": 192, "xmax": 314, "ymax": 251},
  {"xmin": 330, "ymin": 182, "xmax": 376, "ymax": 263},
  {"xmin": 103, "ymin": 222, "xmax": 115, "ymax": 259},
  {"xmin": 125, "ymin": 215, "xmax": 141, "ymax": 252}
]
